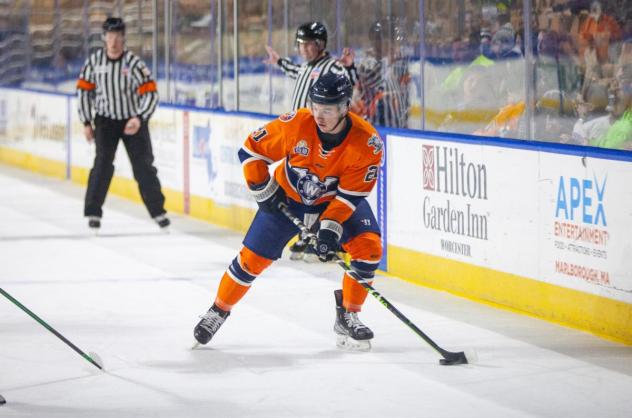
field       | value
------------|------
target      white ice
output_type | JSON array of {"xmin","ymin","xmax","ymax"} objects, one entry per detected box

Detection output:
[{"xmin": 1, "ymin": 165, "xmax": 631, "ymax": 418}]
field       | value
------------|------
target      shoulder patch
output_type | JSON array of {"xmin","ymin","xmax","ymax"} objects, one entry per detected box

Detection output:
[
  {"xmin": 250, "ymin": 126, "xmax": 268, "ymax": 142},
  {"xmin": 310, "ymin": 67, "xmax": 322, "ymax": 80},
  {"xmin": 367, "ymin": 134, "xmax": 383, "ymax": 154},
  {"xmin": 279, "ymin": 111, "xmax": 296, "ymax": 122},
  {"xmin": 293, "ymin": 140, "xmax": 310, "ymax": 156}
]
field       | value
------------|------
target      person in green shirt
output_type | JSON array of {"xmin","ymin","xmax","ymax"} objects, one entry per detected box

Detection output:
[{"xmin": 591, "ymin": 64, "xmax": 632, "ymax": 150}]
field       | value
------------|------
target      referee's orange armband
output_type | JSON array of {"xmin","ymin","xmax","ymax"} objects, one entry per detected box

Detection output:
[
  {"xmin": 76, "ymin": 79, "xmax": 95, "ymax": 91},
  {"xmin": 137, "ymin": 81, "xmax": 157, "ymax": 95}
]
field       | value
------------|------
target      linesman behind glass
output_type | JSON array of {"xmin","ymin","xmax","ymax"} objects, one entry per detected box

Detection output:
[
  {"xmin": 264, "ymin": 21, "xmax": 357, "ymax": 113},
  {"xmin": 76, "ymin": 17, "xmax": 169, "ymax": 232},
  {"xmin": 355, "ymin": 16, "xmax": 410, "ymax": 128}
]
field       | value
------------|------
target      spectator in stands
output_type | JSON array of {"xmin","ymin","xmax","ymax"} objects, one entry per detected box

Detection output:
[
  {"xmin": 490, "ymin": 22, "xmax": 526, "ymax": 129},
  {"xmin": 355, "ymin": 16, "xmax": 410, "ymax": 128},
  {"xmin": 590, "ymin": 63, "xmax": 632, "ymax": 149},
  {"xmin": 578, "ymin": 1, "xmax": 622, "ymax": 65},
  {"xmin": 491, "ymin": 23, "xmax": 522, "ymax": 61}
]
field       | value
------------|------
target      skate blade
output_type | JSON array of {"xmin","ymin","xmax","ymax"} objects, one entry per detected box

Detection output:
[
  {"xmin": 191, "ymin": 341, "xmax": 201, "ymax": 350},
  {"xmin": 336, "ymin": 335, "xmax": 372, "ymax": 352}
]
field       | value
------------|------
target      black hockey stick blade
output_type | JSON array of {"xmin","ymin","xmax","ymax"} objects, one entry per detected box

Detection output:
[
  {"xmin": 439, "ymin": 351, "xmax": 468, "ymax": 365},
  {"xmin": 0, "ymin": 394, "xmax": 6, "ymax": 405},
  {"xmin": 0, "ymin": 288, "xmax": 104, "ymax": 371}
]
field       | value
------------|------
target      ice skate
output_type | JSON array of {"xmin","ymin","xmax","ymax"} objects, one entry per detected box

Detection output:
[
  {"xmin": 88, "ymin": 216, "xmax": 101, "ymax": 235},
  {"xmin": 333, "ymin": 289, "xmax": 373, "ymax": 351},
  {"xmin": 289, "ymin": 239, "xmax": 307, "ymax": 261},
  {"xmin": 153, "ymin": 214, "xmax": 171, "ymax": 232},
  {"xmin": 302, "ymin": 244, "xmax": 320, "ymax": 263},
  {"xmin": 193, "ymin": 305, "xmax": 230, "ymax": 345}
]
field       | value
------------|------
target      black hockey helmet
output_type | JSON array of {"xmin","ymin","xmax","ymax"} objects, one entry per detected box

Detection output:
[
  {"xmin": 296, "ymin": 22, "xmax": 327, "ymax": 47},
  {"xmin": 102, "ymin": 17, "xmax": 126, "ymax": 34},
  {"xmin": 308, "ymin": 72, "xmax": 353, "ymax": 106}
]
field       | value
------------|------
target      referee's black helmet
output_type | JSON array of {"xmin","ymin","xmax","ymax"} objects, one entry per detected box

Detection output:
[
  {"xmin": 103, "ymin": 17, "xmax": 126, "ymax": 34},
  {"xmin": 296, "ymin": 22, "xmax": 327, "ymax": 47},
  {"xmin": 308, "ymin": 72, "xmax": 353, "ymax": 106}
]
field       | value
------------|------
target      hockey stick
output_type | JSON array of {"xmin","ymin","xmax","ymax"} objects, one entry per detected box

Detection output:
[
  {"xmin": 0, "ymin": 288, "xmax": 104, "ymax": 370},
  {"xmin": 279, "ymin": 204, "xmax": 469, "ymax": 365}
]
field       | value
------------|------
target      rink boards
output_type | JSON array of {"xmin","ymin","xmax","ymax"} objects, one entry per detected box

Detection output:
[{"xmin": 1, "ymin": 87, "xmax": 631, "ymax": 344}]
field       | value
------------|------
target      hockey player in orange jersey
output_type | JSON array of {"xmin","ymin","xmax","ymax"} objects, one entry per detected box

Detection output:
[{"xmin": 193, "ymin": 72, "xmax": 384, "ymax": 351}]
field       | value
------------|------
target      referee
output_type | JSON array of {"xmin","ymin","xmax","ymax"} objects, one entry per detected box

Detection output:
[
  {"xmin": 77, "ymin": 17, "xmax": 169, "ymax": 231},
  {"xmin": 264, "ymin": 22, "xmax": 357, "ymax": 261},
  {"xmin": 264, "ymin": 21, "xmax": 357, "ymax": 110},
  {"xmin": 356, "ymin": 17, "xmax": 410, "ymax": 128}
]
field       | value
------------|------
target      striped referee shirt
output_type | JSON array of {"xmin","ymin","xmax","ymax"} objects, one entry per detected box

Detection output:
[
  {"xmin": 277, "ymin": 52, "xmax": 358, "ymax": 110},
  {"xmin": 76, "ymin": 48, "xmax": 158, "ymax": 124},
  {"xmin": 356, "ymin": 52, "xmax": 409, "ymax": 128}
]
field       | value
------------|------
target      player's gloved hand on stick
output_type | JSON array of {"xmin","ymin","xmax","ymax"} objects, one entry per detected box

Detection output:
[
  {"xmin": 315, "ymin": 220, "xmax": 343, "ymax": 262},
  {"xmin": 251, "ymin": 177, "xmax": 286, "ymax": 214}
]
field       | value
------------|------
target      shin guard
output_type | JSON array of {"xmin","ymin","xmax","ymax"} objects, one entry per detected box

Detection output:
[{"xmin": 215, "ymin": 246, "xmax": 273, "ymax": 311}]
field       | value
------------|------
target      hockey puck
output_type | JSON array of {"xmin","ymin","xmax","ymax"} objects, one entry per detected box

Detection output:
[{"xmin": 0, "ymin": 394, "xmax": 6, "ymax": 405}]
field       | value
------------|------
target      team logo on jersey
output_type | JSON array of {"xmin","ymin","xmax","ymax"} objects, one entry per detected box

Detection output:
[
  {"xmin": 279, "ymin": 111, "xmax": 296, "ymax": 122},
  {"xmin": 292, "ymin": 167, "xmax": 338, "ymax": 205},
  {"xmin": 310, "ymin": 68, "xmax": 322, "ymax": 79},
  {"xmin": 250, "ymin": 126, "xmax": 268, "ymax": 142},
  {"xmin": 367, "ymin": 134, "xmax": 383, "ymax": 154},
  {"xmin": 293, "ymin": 140, "xmax": 309, "ymax": 156}
]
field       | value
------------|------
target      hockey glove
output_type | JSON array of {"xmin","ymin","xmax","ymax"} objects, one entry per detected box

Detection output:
[
  {"xmin": 315, "ymin": 220, "xmax": 343, "ymax": 262},
  {"xmin": 250, "ymin": 177, "xmax": 286, "ymax": 214}
]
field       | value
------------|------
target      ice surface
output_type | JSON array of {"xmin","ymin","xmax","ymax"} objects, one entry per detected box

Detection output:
[{"xmin": 1, "ymin": 165, "xmax": 631, "ymax": 418}]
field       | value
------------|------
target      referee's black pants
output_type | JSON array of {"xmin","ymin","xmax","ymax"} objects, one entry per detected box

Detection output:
[{"xmin": 84, "ymin": 115, "xmax": 166, "ymax": 219}]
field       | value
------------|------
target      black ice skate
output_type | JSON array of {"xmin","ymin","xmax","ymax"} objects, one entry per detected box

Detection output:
[
  {"xmin": 289, "ymin": 239, "xmax": 307, "ymax": 261},
  {"xmin": 290, "ymin": 240, "xmax": 320, "ymax": 263},
  {"xmin": 333, "ymin": 289, "xmax": 373, "ymax": 351},
  {"xmin": 88, "ymin": 216, "xmax": 101, "ymax": 234},
  {"xmin": 153, "ymin": 214, "xmax": 171, "ymax": 231},
  {"xmin": 193, "ymin": 305, "xmax": 230, "ymax": 346}
]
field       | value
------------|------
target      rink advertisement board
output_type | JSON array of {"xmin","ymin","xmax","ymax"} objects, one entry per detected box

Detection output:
[
  {"xmin": 1, "ymin": 87, "xmax": 631, "ymax": 343},
  {"xmin": 539, "ymin": 154, "xmax": 630, "ymax": 301},
  {"xmin": 0, "ymin": 89, "xmax": 68, "ymax": 163},
  {"xmin": 387, "ymin": 134, "xmax": 632, "ymax": 305},
  {"xmin": 186, "ymin": 110, "xmax": 265, "ymax": 209}
]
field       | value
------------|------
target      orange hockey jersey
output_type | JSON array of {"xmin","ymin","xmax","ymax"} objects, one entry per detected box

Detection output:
[{"xmin": 238, "ymin": 108, "xmax": 383, "ymax": 225}]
